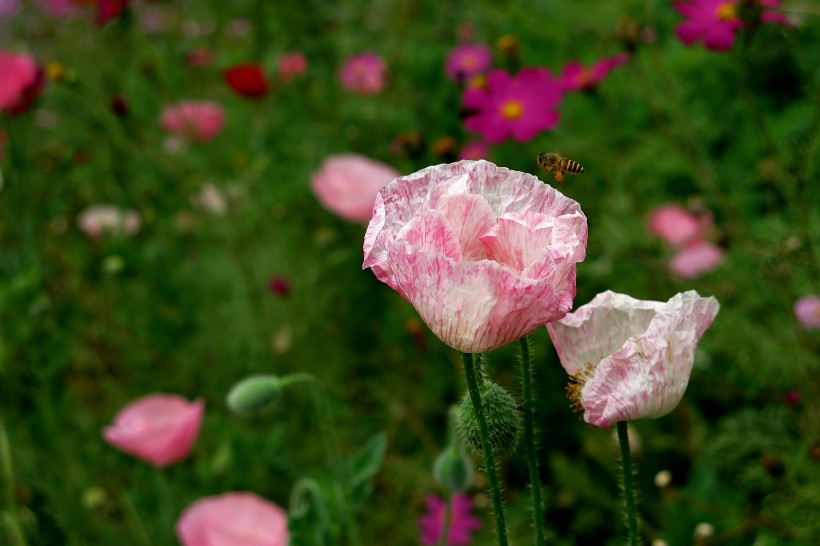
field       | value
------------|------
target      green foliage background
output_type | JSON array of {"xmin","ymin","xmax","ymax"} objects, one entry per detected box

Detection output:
[{"xmin": 1, "ymin": 0, "xmax": 819, "ymax": 545}]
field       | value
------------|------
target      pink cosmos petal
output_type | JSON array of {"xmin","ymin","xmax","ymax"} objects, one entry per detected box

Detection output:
[
  {"xmin": 312, "ymin": 154, "xmax": 400, "ymax": 223},
  {"xmin": 363, "ymin": 160, "xmax": 587, "ymax": 353},
  {"xmin": 794, "ymin": 296, "xmax": 820, "ymax": 329},
  {"xmin": 669, "ymin": 241, "xmax": 724, "ymax": 278},
  {"xmin": 103, "ymin": 394, "xmax": 204, "ymax": 467},
  {"xmin": 176, "ymin": 492, "xmax": 289, "ymax": 546},
  {"xmin": 548, "ymin": 291, "xmax": 719, "ymax": 429}
]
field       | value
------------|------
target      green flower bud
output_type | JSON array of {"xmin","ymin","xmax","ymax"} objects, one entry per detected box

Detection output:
[
  {"xmin": 433, "ymin": 444, "xmax": 473, "ymax": 493},
  {"xmin": 457, "ymin": 381, "xmax": 521, "ymax": 457},
  {"xmin": 226, "ymin": 375, "xmax": 283, "ymax": 416}
]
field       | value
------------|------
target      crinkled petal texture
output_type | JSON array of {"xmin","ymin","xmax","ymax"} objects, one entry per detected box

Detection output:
[
  {"xmin": 103, "ymin": 394, "xmax": 204, "ymax": 467},
  {"xmin": 176, "ymin": 492, "xmax": 289, "ymax": 546},
  {"xmin": 548, "ymin": 290, "xmax": 719, "ymax": 429},
  {"xmin": 364, "ymin": 160, "xmax": 587, "ymax": 353}
]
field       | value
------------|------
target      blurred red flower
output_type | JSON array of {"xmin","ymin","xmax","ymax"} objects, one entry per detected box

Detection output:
[
  {"xmin": 224, "ymin": 64, "xmax": 270, "ymax": 98},
  {"xmin": 94, "ymin": 0, "xmax": 129, "ymax": 25}
]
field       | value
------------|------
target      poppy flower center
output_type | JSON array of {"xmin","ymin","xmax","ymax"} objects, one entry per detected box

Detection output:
[
  {"xmin": 715, "ymin": 2, "xmax": 738, "ymax": 21},
  {"xmin": 501, "ymin": 100, "xmax": 524, "ymax": 120},
  {"xmin": 565, "ymin": 363, "xmax": 595, "ymax": 417}
]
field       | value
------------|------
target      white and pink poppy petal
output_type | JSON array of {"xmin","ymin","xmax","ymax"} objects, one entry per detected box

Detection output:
[{"xmin": 176, "ymin": 492, "xmax": 289, "ymax": 546}]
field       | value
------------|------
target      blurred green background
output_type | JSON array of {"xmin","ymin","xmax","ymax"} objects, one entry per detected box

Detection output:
[{"xmin": 1, "ymin": 0, "xmax": 819, "ymax": 544}]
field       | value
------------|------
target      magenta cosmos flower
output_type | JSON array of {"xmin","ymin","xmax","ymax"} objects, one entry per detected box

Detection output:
[
  {"xmin": 673, "ymin": 0, "xmax": 788, "ymax": 51},
  {"xmin": 312, "ymin": 153, "xmax": 399, "ymax": 223},
  {"xmin": 0, "ymin": 51, "xmax": 43, "ymax": 115},
  {"xmin": 462, "ymin": 68, "xmax": 563, "ymax": 144},
  {"xmin": 160, "ymin": 101, "xmax": 226, "ymax": 142},
  {"xmin": 794, "ymin": 296, "xmax": 820, "ymax": 329},
  {"xmin": 548, "ymin": 291, "xmax": 719, "ymax": 429},
  {"xmin": 559, "ymin": 54, "xmax": 630, "ymax": 92},
  {"xmin": 339, "ymin": 52, "xmax": 388, "ymax": 95},
  {"xmin": 420, "ymin": 493, "xmax": 482, "ymax": 546},
  {"xmin": 445, "ymin": 43, "xmax": 492, "ymax": 83},
  {"xmin": 363, "ymin": 160, "xmax": 587, "ymax": 353},
  {"xmin": 103, "ymin": 394, "xmax": 204, "ymax": 467},
  {"xmin": 176, "ymin": 492, "xmax": 289, "ymax": 546},
  {"xmin": 77, "ymin": 204, "xmax": 141, "ymax": 239}
]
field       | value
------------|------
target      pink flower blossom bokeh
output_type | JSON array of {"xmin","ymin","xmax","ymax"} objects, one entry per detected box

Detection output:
[
  {"xmin": 419, "ymin": 493, "xmax": 482, "ymax": 546},
  {"xmin": 160, "ymin": 101, "xmax": 226, "ymax": 143},
  {"xmin": 176, "ymin": 492, "xmax": 289, "ymax": 546},
  {"xmin": 311, "ymin": 154, "xmax": 399, "ymax": 223},
  {"xmin": 339, "ymin": 52, "xmax": 388, "ymax": 95}
]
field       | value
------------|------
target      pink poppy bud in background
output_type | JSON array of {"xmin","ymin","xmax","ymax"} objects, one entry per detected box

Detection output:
[
  {"xmin": 103, "ymin": 394, "xmax": 204, "ymax": 467},
  {"xmin": 277, "ymin": 52, "xmax": 308, "ymax": 82},
  {"xmin": 363, "ymin": 160, "xmax": 587, "ymax": 353},
  {"xmin": 311, "ymin": 153, "xmax": 399, "ymax": 223},
  {"xmin": 77, "ymin": 204, "xmax": 141, "ymax": 239},
  {"xmin": 176, "ymin": 492, "xmax": 289, "ymax": 546},
  {"xmin": 648, "ymin": 204, "xmax": 705, "ymax": 248},
  {"xmin": 548, "ymin": 290, "xmax": 719, "ymax": 429},
  {"xmin": 0, "ymin": 51, "xmax": 42, "ymax": 115},
  {"xmin": 338, "ymin": 52, "xmax": 388, "ymax": 95},
  {"xmin": 794, "ymin": 295, "xmax": 820, "ymax": 329},
  {"xmin": 160, "ymin": 101, "xmax": 225, "ymax": 143},
  {"xmin": 669, "ymin": 241, "xmax": 724, "ymax": 278}
]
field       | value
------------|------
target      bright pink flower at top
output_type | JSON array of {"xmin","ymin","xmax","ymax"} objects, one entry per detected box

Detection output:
[
  {"xmin": 277, "ymin": 52, "xmax": 308, "ymax": 82},
  {"xmin": 77, "ymin": 204, "xmax": 141, "ymax": 238},
  {"xmin": 462, "ymin": 68, "xmax": 563, "ymax": 144},
  {"xmin": 339, "ymin": 52, "xmax": 387, "ymax": 95},
  {"xmin": 647, "ymin": 204, "xmax": 708, "ymax": 248},
  {"xmin": 160, "ymin": 101, "xmax": 225, "ymax": 143},
  {"xmin": 103, "ymin": 394, "xmax": 204, "ymax": 467},
  {"xmin": 669, "ymin": 241, "xmax": 724, "ymax": 278},
  {"xmin": 311, "ymin": 154, "xmax": 399, "ymax": 223},
  {"xmin": 0, "ymin": 0, "xmax": 20, "ymax": 19},
  {"xmin": 446, "ymin": 43, "xmax": 492, "ymax": 83},
  {"xmin": 548, "ymin": 290, "xmax": 720, "ymax": 429},
  {"xmin": 176, "ymin": 492, "xmax": 289, "ymax": 546},
  {"xmin": 363, "ymin": 160, "xmax": 587, "ymax": 353},
  {"xmin": 0, "ymin": 51, "xmax": 41, "ymax": 115},
  {"xmin": 794, "ymin": 295, "xmax": 820, "ymax": 329},
  {"xmin": 559, "ymin": 54, "xmax": 630, "ymax": 92},
  {"xmin": 419, "ymin": 494, "xmax": 482, "ymax": 546},
  {"xmin": 458, "ymin": 141, "xmax": 489, "ymax": 161},
  {"xmin": 224, "ymin": 64, "xmax": 270, "ymax": 98},
  {"xmin": 95, "ymin": 0, "xmax": 130, "ymax": 26},
  {"xmin": 673, "ymin": 0, "xmax": 788, "ymax": 51}
]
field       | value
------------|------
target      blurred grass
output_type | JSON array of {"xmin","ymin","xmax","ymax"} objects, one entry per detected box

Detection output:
[{"xmin": 1, "ymin": 0, "xmax": 819, "ymax": 545}]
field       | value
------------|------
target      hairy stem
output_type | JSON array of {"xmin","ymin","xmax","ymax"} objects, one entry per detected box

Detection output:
[
  {"xmin": 519, "ymin": 336, "xmax": 546, "ymax": 545},
  {"xmin": 617, "ymin": 421, "xmax": 640, "ymax": 546}
]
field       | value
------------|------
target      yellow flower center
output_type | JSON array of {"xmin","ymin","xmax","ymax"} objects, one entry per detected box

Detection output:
[
  {"xmin": 565, "ymin": 363, "xmax": 595, "ymax": 418},
  {"xmin": 716, "ymin": 2, "xmax": 738, "ymax": 22},
  {"xmin": 501, "ymin": 100, "xmax": 523, "ymax": 120}
]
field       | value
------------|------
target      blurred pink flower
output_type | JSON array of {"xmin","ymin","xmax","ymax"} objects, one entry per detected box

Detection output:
[
  {"xmin": 458, "ymin": 141, "xmax": 489, "ymax": 160},
  {"xmin": 160, "ymin": 101, "xmax": 225, "ymax": 143},
  {"xmin": 176, "ymin": 492, "xmax": 289, "ymax": 546},
  {"xmin": 186, "ymin": 49, "xmax": 214, "ymax": 68},
  {"xmin": 0, "ymin": 0, "xmax": 20, "ymax": 19},
  {"xmin": 277, "ymin": 52, "xmax": 308, "ymax": 82},
  {"xmin": 548, "ymin": 290, "xmax": 719, "ymax": 429},
  {"xmin": 77, "ymin": 205, "xmax": 141, "ymax": 238},
  {"xmin": 363, "ymin": 160, "xmax": 587, "ymax": 353},
  {"xmin": 559, "ymin": 54, "xmax": 630, "ymax": 92},
  {"xmin": 268, "ymin": 276, "xmax": 291, "ymax": 297},
  {"xmin": 103, "ymin": 394, "xmax": 204, "ymax": 467},
  {"xmin": 669, "ymin": 241, "xmax": 724, "ymax": 278},
  {"xmin": 647, "ymin": 204, "xmax": 708, "ymax": 248},
  {"xmin": 794, "ymin": 295, "xmax": 820, "ymax": 329},
  {"xmin": 419, "ymin": 494, "xmax": 482, "ymax": 546},
  {"xmin": 673, "ymin": 0, "xmax": 788, "ymax": 51},
  {"xmin": 445, "ymin": 44, "xmax": 492, "ymax": 83},
  {"xmin": 37, "ymin": 0, "xmax": 79, "ymax": 17},
  {"xmin": 462, "ymin": 68, "xmax": 563, "ymax": 144},
  {"xmin": 311, "ymin": 154, "xmax": 399, "ymax": 223},
  {"xmin": 339, "ymin": 52, "xmax": 387, "ymax": 95},
  {"xmin": 0, "ymin": 51, "xmax": 43, "ymax": 115},
  {"xmin": 95, "ymin": 0, "xmax": 130, "ymax": 26}
]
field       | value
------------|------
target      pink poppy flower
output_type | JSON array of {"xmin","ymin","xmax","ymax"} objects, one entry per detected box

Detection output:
[
  {"xmin": 547, "ymin": 290, "xmax": 720, "ymax": 429},
  {"xmin": 0, "ymin": 51, "xmax": 43, "ymax": 115},
  {"xmin": 176, "ymin": 492, "xmax": 289, "ymax": 546},
  {"xmin": 794, "ymin": 295, "xmax": 820, "ymax": 329},
  {"xmin": 338, "ymin": 52, "xmax": 387, "ymax": 95},
  {"xmin": 559, "ymin": 54, "xmax": 630, "ymax": 92},
  {"xmin": 277, "ymin": 52, "xmax": 307, "ymax": 82},
  {"xmin": 462, "ymin": 68, "xmax": 563, "ymax": 144},
  {"xmin": 445, "ymin": 43, "xmax": 492, "ymax": 83},
  {"xmin": 311, "ymin": 154, "xmax": 399, "ymax": 223},
  {"xmin": 103, "ymin": 394, "xmax": 204, "ymax": 467},
  {"xmin": 669, "ymin": 241, "xmax": 724, "ymax": 278},
  {"xmin": 160, "ymin": 101, "xmax": 225, "ymax": 143},
  {"xmin": 363, "ymin": 160, "xmax": 587, "ymax": 353},
  {"xmin": 458, "ymin": 141, "xmax": 489, "ymax": 161},
  {"xmin": 77, "ymin": 204, "xmax": 141, "ymax": 239},
  {"xmin": 419, "ymin": 494, "xmax": 482, "ymax": 546},
  {"xmin": 647, "ymin": 204, "xmax": 708, "ymax": 248}
]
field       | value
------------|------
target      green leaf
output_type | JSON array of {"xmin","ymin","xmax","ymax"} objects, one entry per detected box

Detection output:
[{"xmin": 346, "ymin": 432, "xmax": 387, "ymax": 490}]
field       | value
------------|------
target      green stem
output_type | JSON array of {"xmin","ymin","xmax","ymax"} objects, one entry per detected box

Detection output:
[
  {"xmin": 617, "ymin": 421, "xmax": 640, "ymax": 546},
  {"xmin": 519, "ymin": 336, "xmax": 546, "ymax": 546},
  {"xmin": 439, "ymin": 495, "xmax": 451, "ymax": 546},
  {"xmin": 0, "ymin": 419, "xmax": 28, "ymax": 546},
  {"xmin": 462, "ymin": 353, "xmax": 508, "ymax": 546}
]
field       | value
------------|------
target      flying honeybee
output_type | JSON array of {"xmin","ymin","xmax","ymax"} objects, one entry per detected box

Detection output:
[{"xmin": 536, "ymin": 152, "xmax": 584, "ymax": 184}]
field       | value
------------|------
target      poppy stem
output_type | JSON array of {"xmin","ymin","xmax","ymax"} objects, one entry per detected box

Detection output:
[
  {"xmin": 519, "ymin": 336, "xmax": 546, "ymax": 545},
  {"xmin": 0, "ymin": 419, "xmax": 29, "ymax": 546},
  {"xmin": 439, "ymin": 494, "xmax": 451, "ymax": 546},
  {"xmin": 617, "ymin": 421, "xmax": 640, "ymax": 546},
  {"xmin": 462, "ymin": 353, "xmax": 509, "ymax": 546}
]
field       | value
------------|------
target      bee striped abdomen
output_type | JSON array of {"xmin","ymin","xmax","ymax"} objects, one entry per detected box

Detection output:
[{"xmin": 562, "ymin": 159, "xmax": 584, "ymax": 175}]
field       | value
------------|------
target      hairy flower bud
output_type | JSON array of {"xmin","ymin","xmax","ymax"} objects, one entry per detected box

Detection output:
[
  {"xmin": 226, "ymin": 375, "xmax": 283, "ymax": 416},
  {"xmin": 457, "ymin": 381, "xmax": 521, "ymax": 456},
  {"xmin": 433, "ymin": 444, "xmax": 473, "ymax": 493}
]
